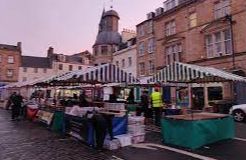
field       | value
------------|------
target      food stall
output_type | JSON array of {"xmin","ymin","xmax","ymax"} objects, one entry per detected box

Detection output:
[{"xmin": 146, "ymin": 62, "xmax": 246, "ymax": 149}]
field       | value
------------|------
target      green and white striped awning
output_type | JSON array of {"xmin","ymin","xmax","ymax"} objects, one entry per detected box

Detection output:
[{"xmin": 147, "ymin": 62, "xmax": 246, "ymax": 84}]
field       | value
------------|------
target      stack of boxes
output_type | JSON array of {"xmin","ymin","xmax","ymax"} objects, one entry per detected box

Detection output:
[{"xmin": 128, "ymin": 116, "xmax": 146, "ymax": 144}]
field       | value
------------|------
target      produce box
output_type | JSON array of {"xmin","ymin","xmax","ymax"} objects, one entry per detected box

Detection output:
[
  {"xmin": 128, "ymin": 125, "xmax": 145, "ymax": 136},
  {"xmin": 132, "ymin": 134, "xmax": 145, "ymax": 144},
  {"xmin": 103, "ymin": 138, "xmax": 121, "ymax": 150},
  {"xmin": 128, "ymin": 116, "xmax": 145, "ymax": 125},
  {"xmin": 115, "ymin": 134, "xmax": 132, "ymax": 147}
]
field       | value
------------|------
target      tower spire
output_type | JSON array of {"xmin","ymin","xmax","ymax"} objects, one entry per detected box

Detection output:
[{"xmin": 110, "ymin": 0, "xmax": 113, "ymax": 9}]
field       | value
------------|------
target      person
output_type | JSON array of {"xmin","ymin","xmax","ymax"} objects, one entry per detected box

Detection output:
[
  {"xmin": 140, "ymin": 90, "xmax": 152, "ymax": 124},
  {"xmin": 6, "ymin": 92, "xmax": 16, "ymax": 110},
  {"xmin": 151, "ymin": 87, "xmax": 163, "ymax": 126},
  {"xmin": 79, "ymin": 92, "xmax": 89, "ymax": 107},
  {"xmin": 127, "ymin": 89, "xmax": 135, "ymax": 104},
  {"xmin": 109, "ymin": 93, "xmax": 117, "ymax": 103},
  {"xmin": 11, "ymin": 92, "xmax": 23, "ymax": 121},
  {"xmin": 90, "ymin": 112, "xmax": 108, "ymax": 151}
]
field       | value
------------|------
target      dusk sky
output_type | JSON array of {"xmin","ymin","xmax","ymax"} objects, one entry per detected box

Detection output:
[{"xmin": 0, "ymin": 0, "xmax": 163, "ymax": 57}]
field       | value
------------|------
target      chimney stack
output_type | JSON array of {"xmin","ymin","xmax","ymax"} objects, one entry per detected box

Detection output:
[
  {"xmin": 17, "ymin": 42, "xmax": 22, "ymax": 52},
  {"xmin": 47, "ymin": 47, "xmax": 54, "ymax": 57}
]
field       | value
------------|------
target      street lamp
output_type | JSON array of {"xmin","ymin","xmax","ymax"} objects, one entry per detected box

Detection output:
[
  {"xmin": 225, "ymin": 14, "xmax": 236, "ymax": 70},
  {"xmin": 225, "ymin": 14, "xmax": 237, "ymax": 104}
]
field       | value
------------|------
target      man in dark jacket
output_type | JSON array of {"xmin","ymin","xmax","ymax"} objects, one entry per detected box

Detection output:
[
  {"xmin": 11, "ymin": 92, "xmax": 23, "ymax": 120},
  {"xmin": 91, "ymin": 113, "xmax": 108, "ymax": 151}
]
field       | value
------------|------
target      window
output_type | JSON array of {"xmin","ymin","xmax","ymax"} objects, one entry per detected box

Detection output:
[
  {"xmin": 34, "ymin": 68, "xmax": 38, "ymax": 73},
  {"xmin": 101, "ymin": 46, "xmax": 108, "ymax": 55},
  {"xmin": 147, "ymin": 21, "xmax": 153, "ymax": 34},
  {"xmin": 189, "ymin": 12, "xmax": 197, "ymax": 28},
  {"xmin": 138, "ymin": 42, "xmax": 145, "ymax": 55},
  {"xmin": 165, "ymin": 20, "xmax": 176, "ymax": 36},
  {"xmin": 128, "ymin": 57, "xmax": 132, "ymax": 67},
  {"xmin": 94, "ymin": 46, "xmax": 98, "ymax": 56},
  {"xmin": 165, "ymin": 0, "xmax": 176, "ymax": 11},
  {"xmin": 138, "ymin": 25, "xmax": 145, "ymax": 37},
  {"xmin": 166, "ymin": 43, "xmax": 182, "ymax": 65},
  {"xmin": 147, "ymin": 38, "xmax": 155, "ymax": 53},
  {"xmin": 139, "ymin": 62, "xmax": 145, "ymax": 76},
  {"xmin": 6, "ymin": 69, "xmax": 14, "ymax": 77},
  {"xmin": 149, "ymin": 60, "xmax": 155, "ymax": 74},
  {"xmin": 69, "ymin": 65, "xmax": 73, "ymax": 71},
  {"xmin": 214, "ymin": 0, "xmax": 230, "ymax": 19},
  {"xmin": 0, "ymin": 55, "xmax": 2, "ymax": 63},
  {"xmin": 22, "ymin": 77, "xmax": 27, "ymax": 82},
  {"xmin": 23, "ymin": 67, "xmax": 27, "ymax": 72},
  {"xmin": 8, "ymin": 56, "xmax": 14, "ymax": 64},
  {"xmin": 59, "ymin": 64, "xmax": 63, "ymax": 70},
  {"xmin": 78, "ymin": 66, "xmax": 82, "ymax": 70},
  {"xmin": 116, "ymin": 61, "xmax": 119, "ymax": 67},
  {"xmin": 205, "ymin": 29, "xmax": 232, "ymax": 58},
  {"xmin": 122, "ymin": 59, "xmax": 125, "ymax": 68}
]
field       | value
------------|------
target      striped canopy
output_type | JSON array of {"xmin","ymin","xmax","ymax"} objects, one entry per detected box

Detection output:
[
  {"xmin": 147, "ymin": 62, "xmax": 246, "ymax": 84},
  {"xmin": 38, "ymin": 63, "xmax": 138, "ymax": 86}
]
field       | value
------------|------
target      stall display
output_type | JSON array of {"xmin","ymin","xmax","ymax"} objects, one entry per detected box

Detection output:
[
  {"xmin": 36, "ymin": 110, "xmax": 54, "ymax": 125},
  {"xmin": 161, "ymin": 112, "xmax": 235, "ymax": 149}
]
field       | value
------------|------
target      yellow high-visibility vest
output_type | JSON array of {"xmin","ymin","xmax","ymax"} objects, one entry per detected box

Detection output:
[{"xmin": 151, "ymin": 92, "xmax": 162, "ymax": 108}]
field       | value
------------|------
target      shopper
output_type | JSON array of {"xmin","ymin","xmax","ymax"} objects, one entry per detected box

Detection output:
[
  {"xmin": 151, "ymin": 88, "xmax": 163, "ymax": 126},
  {"xmin": 79, "ymin": 92, "xmax": 89, "ymax": 107},
  {"xmin": 11, "ymin": 92, "xmax": 23, "ymax": 121},
  {"xmin": 6, "ymin": 92, "xmax": 15, "ymax": 110},
  {"xmin": 127, "ymin": 89, "xmax": 135, "ymax": 104},
  {"xmin": 140, "ymin": 90, "xmax": 152, "ymax": 124},
  {"xmin": 91, "ymin": 113, "xmax": 108, "ymax": 151}
]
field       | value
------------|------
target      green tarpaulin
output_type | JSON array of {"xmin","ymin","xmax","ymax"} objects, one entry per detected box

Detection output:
[{"xmin": 161, "ymin": 116, "xmax": 235, "ymax": 150}]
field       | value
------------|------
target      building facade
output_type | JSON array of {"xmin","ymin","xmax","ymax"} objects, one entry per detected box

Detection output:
[
  {"xmin": 112, "ymin": 38, "xmax": 137, "ymax": 77},
  {"xmin": 19, "ymin": 47, "xmax": 93, "ymax": 82},
  {"xmin": 136, "ymin": 12, "xmax": 156, "ymax": 77},
  {"xmin": 0, "ymin": 42, "xmax": 22, "ymax": 86},
  {"xmin": 136, "ymin": 0, "xmax": 246, "ymax": 106},
  {"xmin": 93, "ymin": 9, "xmax": 122, "ymax": 66},
  {"xmin": 19, "ymin": 56, "xmax": 53, "ymax": 82}
]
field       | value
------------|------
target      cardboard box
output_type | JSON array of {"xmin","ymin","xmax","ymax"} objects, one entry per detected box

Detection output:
[
  {"xmin": 103, "ymin": 138, "xmax": 121, "ymax": 150},
  {"xmin": 128, "ymin": 125, "xmax": 145, "ymax": 136},
  {"xmin": 132, "ymin": 134, "xmax": 145, "ymax": 144},
  {"xmin": 115, "ymin": 134, "xmax": 132, "ymax": 147}
]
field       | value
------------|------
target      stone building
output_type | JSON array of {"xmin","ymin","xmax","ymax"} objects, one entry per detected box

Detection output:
[
  {"xmin": 0, "ymin": 42, "xmax": 22, "ymax": 86},
  {"xmin": 93, "ymin": 9, "xmax": 122, "ymax": 66},
  {"xmin": 112, "ymin": 37, "xmax": 137, "ymax": 77},
  {"xmin": 136, "ymin": 0, "xmax": 246, "ymax": 106},
  {"xmin": 136, "ymin": 12, "xmax": 156, "ymax": 77}
]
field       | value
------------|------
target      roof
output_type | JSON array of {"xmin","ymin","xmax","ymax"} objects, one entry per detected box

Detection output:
[
  {"xmin": 0, "ymin": 44, "xmax": 20, "ymax": 52},
  {"xmin": 21, "ymin": 56, "xmax": 51, "ymax": 68},
  {"xmin": 103, "ymin": 10, "xmax": 119, "ymax": 19},
  {"xmin": 94, "ymin": 31, "xmax": 122, "ymax": 46}
]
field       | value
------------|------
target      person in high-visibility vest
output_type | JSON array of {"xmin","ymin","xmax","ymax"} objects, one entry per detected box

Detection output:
[{"xmin": 151, "ymin": 87, "xmax": 163, "ymax": 126}]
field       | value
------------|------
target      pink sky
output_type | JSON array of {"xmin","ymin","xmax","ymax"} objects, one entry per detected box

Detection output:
[{"xmin": 0, "ymin": 0, "xmax": 163, "ymax": 56}]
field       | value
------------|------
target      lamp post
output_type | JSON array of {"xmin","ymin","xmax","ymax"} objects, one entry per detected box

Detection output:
[
  {"xmin": 225, "ymin": 14, "xmax": 236, "ymax": 70},
  {"xmin": 225, "ymin": 14, "xmax": 237, "ymax": 103}
]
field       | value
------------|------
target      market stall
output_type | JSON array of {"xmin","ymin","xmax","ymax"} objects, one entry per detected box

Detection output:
[
  {"xmin": 161, "ymin": 112, "xmax": 234, "ymax": 149},
  {"xmin": 32, "ymin": 64, "xmax": 145, "ymax": 150},
  {"xmin": 145, "ymin": 62, "xmax": 246, "ymax": 149}
]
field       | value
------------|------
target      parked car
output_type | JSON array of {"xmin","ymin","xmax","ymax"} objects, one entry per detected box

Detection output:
[{"xmin": 229, "ymin": 104, "xmax": 246, "ymax": 122}]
